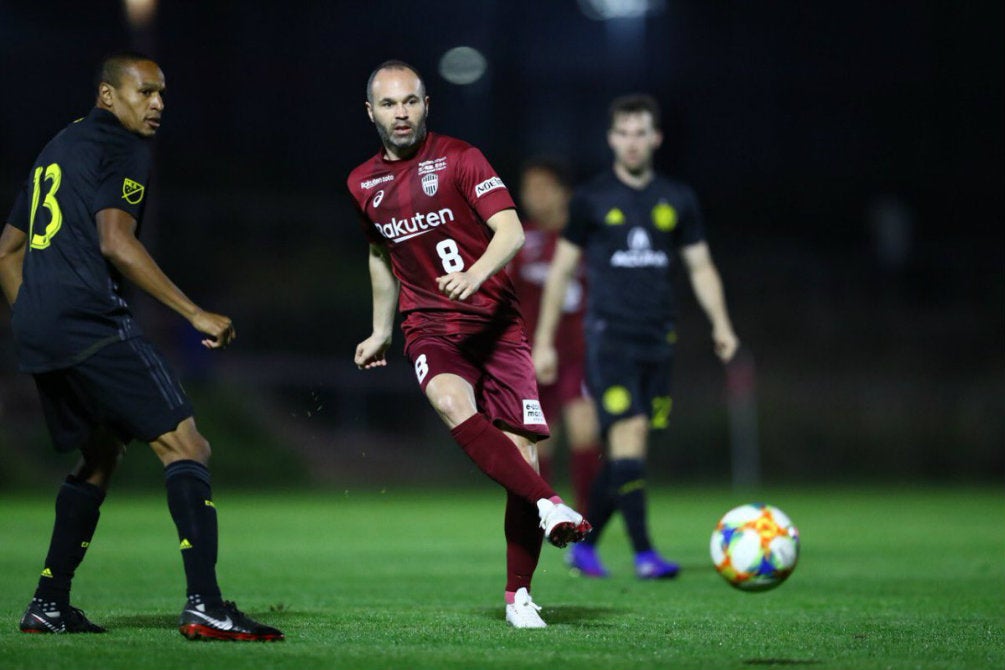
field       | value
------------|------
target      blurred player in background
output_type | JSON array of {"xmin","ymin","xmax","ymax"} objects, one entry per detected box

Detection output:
[
  {"xmin": 348, "ymin": 60, "xmax": 590, "ymax": 628},
  {"xmin": 534, "ymin": 94, "xmax": 739, "ymax": 579},
  {"xmin": 0, "ymin": 52, "xmax": 282, "ymax": 641},
  {"xmin": 509, "ymin": 157, "xmax": 602, "ymax": 514}
]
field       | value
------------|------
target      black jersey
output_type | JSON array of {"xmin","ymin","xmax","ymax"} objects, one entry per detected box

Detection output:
[
  {"xmin": 6, "ymin": 108, "xmax": 152, "ymax": 372},
  {"xmin": 564, "ymin": 170, "xmax": 705, "ymax": 341}
]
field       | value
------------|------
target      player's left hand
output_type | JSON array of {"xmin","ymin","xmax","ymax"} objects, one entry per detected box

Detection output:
[
  {"xmin": 436, "ymin": 271, "xmax": 482, "ymax": 301},
  {"xmin": 192, "ymin": 309, "xmax": 236, "ymax": 349},
  {"xmin": 712, "ymin": 326, "xmax": 739, "ymax": 363}
]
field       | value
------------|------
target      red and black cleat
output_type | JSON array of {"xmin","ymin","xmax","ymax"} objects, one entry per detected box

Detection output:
[
  {"xmin": 178, "ymin": 601, "xmax": 284, "ymax": 642},
  {"xmin": 20, "ymin": 600, "xmax": 106, "ymax": 634}
]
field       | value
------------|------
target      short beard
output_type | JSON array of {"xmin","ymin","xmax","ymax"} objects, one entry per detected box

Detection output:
[{"xmin": 376, "ymin": 117, "xmax": 428, "ymax": 157}]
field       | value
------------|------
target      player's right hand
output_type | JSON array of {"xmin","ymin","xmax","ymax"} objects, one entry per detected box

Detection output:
[
  {"xmin": 355, "ymin": 334, "xmax": 391, "ymax": 370},
  {"xmin": 532, "ymin": 344, "xmax": 558, "ymax": 385},
  {"xmin": 191, "ymin": 310, "xmax": 236, "ymax": 349}
]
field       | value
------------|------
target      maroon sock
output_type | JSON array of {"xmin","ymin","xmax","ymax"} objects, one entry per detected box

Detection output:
[
  {"xmin": 504, "ymin": 491, "xmax": 543, "ymax": 593},
  {"xmin": 538, "ymin": 453, "xmax": 554, "ymax": 486},
  {"xmin": 571, "ymin": 446, "xmax": 603, "ymax": 513},
  {"xmin": 450, "ymin": 414, "xmax": 556, "ymax": 503}
]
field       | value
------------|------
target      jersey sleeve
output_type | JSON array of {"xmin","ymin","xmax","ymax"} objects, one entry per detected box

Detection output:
[
  {"xmin": 455, "ymin": 146, "xmax": 515, "ymax": 221},
  {"xmin": 561, "ymin": 191, "xmax": 592, "ymax": 248},
  {"xmin": 356, "ymin": 203, "xmax": 384, "ymax": 245},
  {"xmin": 92, "ymin": 138, "xmax": 153, "ymax": 220},
  {"xmin": 6, "ymin": 180, "xmax": 30, "ymax": 232},
  {"xmin": 675, "ymin": 185, "xmax": 706, "ymax": 247},
  {"xmin": 345, "ymin": 179, "xmax": 384, "ymax": 246}
]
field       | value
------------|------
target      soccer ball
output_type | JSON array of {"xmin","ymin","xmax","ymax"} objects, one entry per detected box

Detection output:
[{"xmin": 710, "ymin": 503, "xmax": 799, "ymax": 592}]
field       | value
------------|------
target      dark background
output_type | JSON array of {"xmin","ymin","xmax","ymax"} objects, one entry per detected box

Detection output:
[{"xmin": 1, "ymin": 0, "xmax": 1002, "ymax": 488}]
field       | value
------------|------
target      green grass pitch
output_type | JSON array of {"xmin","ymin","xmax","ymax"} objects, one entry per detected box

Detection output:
[{"xmin": 0, "ymin": 485, "xmax": 1002, "ymax": 670}]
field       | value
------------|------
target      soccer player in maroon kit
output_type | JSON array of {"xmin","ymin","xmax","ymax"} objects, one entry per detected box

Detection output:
[
  {"xmin": 348, "ymin": 60, "xmax": 591, "ymax": 628},
  {"xmin": 510, "ymin": 158, "xmax": 602, "ymax": 515}
]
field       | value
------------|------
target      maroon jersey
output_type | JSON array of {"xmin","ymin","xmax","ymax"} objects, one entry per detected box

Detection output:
[
  {"xmin": 348, "ymin": 132, "xmax": 523, "ymax": 342},
  {"xmin": 510, "ymin": 222, "xmax": 587, "ymax": 362}
]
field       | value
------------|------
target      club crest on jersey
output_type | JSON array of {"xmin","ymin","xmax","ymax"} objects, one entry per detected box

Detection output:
[
  {"xmin": 421, "ymin": 173, "xmax": 439, "ymax": 196},
  {"xmin": 652, "ymin": 202, "xmax": 678, "ymax": 231},
  {"xmin": 122, "ymin": 178, "xmax": 145, "ymax": 205},
  {"xmin": 475, "ymin": 176, "xmax": 504, "ymax": 198}
]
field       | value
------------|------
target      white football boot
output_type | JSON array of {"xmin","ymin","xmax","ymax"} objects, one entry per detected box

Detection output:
[
  {"xmin": 537, "ymin": 499, "xmax": 592, "ymax": 548},
  {"xmin": 505, "ymin": 587, "xmax": 546, "ymax": 628}
]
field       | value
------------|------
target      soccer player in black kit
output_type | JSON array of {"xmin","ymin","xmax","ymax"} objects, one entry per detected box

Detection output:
[
  {"xmin": 534, "ymin": 94, "xmax": 740, "ymax": 579},
  {"xmin": 0, "ymin": 53, "xmax": 282, "ymax": 641}
]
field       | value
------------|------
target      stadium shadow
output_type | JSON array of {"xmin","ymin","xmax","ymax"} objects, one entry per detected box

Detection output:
[
  {"xmin": 473, "ymin": 605, "xmax": 625, "ymax": 626},
  {"xmin": 743, "ymin": 660, "xmax": 822, "ymax": 666},
  {"xmin": 103, "ymin": 613, "xmax": 177, "ymax": 629}
]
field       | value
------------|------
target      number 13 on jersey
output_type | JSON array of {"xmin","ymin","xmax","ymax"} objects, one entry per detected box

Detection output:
[{"xmin": 28, "ymin": 163, "xmax": 64, "ymax": 250}]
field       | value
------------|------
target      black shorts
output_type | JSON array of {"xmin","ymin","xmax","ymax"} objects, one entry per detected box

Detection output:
[
  {"xmin": 33, "ymin": 337, "xmax": 193, "ymax": 452},
  {"xmin": 585, "ymin": 325, "xmax": 675, "ymax": 434}
]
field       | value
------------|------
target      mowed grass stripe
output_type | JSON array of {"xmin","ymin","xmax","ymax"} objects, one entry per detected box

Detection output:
[{"xmin": 0, "ymin": 486, "xmax": 1001, "ymax": 670}]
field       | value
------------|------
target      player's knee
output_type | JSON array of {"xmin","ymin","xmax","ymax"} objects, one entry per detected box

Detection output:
[
  {"xmin": 428, "ymin": 390, "xmax": 475, "ymax": 426},
  {"xmin": 184, "ymin": 434, "xmax": 211, "ymax": 464}
]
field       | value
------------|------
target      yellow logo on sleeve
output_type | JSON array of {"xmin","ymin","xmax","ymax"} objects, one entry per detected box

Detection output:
[
  {"xmin": 179, "ymin": 538, "xmax": 193, "ymax": 550},
  {"xmin": 652, "ymin": 202, "xmax": 677, "ymax": 231},
  {"xmin": 122, "ymin": 178, "xmax": 145, "ymax": 204}
]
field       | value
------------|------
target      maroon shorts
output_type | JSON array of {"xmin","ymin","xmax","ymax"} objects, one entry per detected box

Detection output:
[
  {"xmin": 404, "ymin": 331, "xmax": 550, "ymax": 441},
  {"xmin": 537, "ymin": 358, "xmax": 589, "ymax": 427}
]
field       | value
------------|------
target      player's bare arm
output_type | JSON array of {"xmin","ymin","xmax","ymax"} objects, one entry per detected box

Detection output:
[
  {"xmin": 355, "ymin": 243, "xmax": 399, "ymax": 370},
  {"xmin": 532, "ymin": 238, "xmax": 582, "ymax": 385},
  {"xmin": 96, "ymin": 207, "xmax": 235, "ymax": 349},
  {"xmin": 681, "ymin": 241, "xmax": 739, "ymax": 362},
  {"xmin": 0, "ymin": 223, "xmax": 27, "ymax": 306},
  {"xmin": 436, "ymin": 208, "xmax": 524, "ymax": 301}
]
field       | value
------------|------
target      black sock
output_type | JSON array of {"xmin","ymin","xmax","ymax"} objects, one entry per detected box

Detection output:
[
  {"xmin": 34, "ymin": 477, "xmax": 106, "ymax": 609},
  {"xmin": 610, "ymin": 458, "xmax": 653, "ymax": 553},
  {"xmin": 164, "ymin": 460, "xmax": 221, "ymax": 605},
  {"xmin": 584, "ymin": 460, "xmax": 617, "ymax": 547}
]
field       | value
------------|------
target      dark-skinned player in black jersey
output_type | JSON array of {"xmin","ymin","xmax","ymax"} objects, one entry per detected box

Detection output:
[
  {"xmin": 534, "ymin": 94, "xmax": 740, "ymax": 579},
  {"xmin": 0, "ymin": 52, "xmax": 282, "ymax": 641}
]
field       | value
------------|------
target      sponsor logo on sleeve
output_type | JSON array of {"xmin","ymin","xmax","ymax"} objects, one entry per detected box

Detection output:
[
  {"xmin": 361, "ymin": 174, "xmax": 394, "ymax": 190},
  {"xmin": 474, "ymin": 176, "xmax": 505, "ymax": 198},
  {"xmin": 523, "ymin": 399, "xmax": 546, "ymax": 426},
  {"xmin": 122, "ymin": 178, "xmax": 145, "ymax": 204}
]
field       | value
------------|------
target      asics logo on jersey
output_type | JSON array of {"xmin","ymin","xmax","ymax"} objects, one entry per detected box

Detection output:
[
  {"xmin": 474, "ymin": 176, "xmax": 504, "ymax": 197},
  {"xmin": 373, "ymin": 190, "xmax": 385, "ymax": 208},
  {"xmin": 610, "ymin": 227, "xmax": 669, "ymax": 268},
  {"xmin": 375, "ymin": 207, "xmax": 456, "ymax": 242}
]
